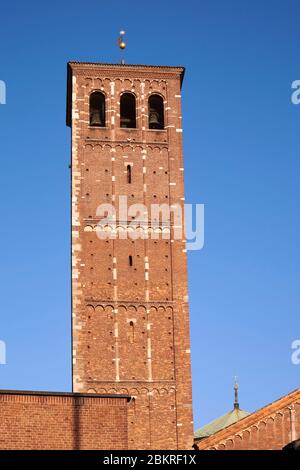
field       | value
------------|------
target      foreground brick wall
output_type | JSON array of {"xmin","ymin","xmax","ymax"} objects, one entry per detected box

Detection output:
[
  {"xmin": 195, "ymin": 388, "xmax": 300, "ymax": 450},
  {"xmin": 0, "ymin": 391, "xmax": 129, "ymax": 450},
  {"xmin": 67, "ymin": 62, "xmax": 194, "ymax": 450}
]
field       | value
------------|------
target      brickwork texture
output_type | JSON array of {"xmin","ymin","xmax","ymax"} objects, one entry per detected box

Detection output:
[
  {"xmin": 67, "ymin": 62, "xmax": 194, "ymax": 450},
  {"xmin": 0, "ymin": 391, "xmax": 129, "ymax": 450}
]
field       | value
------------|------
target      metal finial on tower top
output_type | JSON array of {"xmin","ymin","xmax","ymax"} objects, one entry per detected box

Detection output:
[
  {"xmin": 234, "ymin": 376, "xmax": 239, "ymax": 410},
  {"xmin": 118, "ymin": 30, "xmax": 126, "ymax": 65}
]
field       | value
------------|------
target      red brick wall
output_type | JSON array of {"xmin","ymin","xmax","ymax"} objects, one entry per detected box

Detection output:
[
  {"xmin": 195, "ymin": 389, "xmax": 300, "ymax": 450},
  {"xmin": 0, "ymin": 391, "xmax": 129, "ymax": 450},
  {"xmin": 67, "ymin": 63, "xmax": 194, "ymax": 450}
]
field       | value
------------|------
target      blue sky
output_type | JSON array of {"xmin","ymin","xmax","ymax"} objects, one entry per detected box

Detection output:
[{"xmin": 0, "ymin": 0, "xmax": 299, "ymax": 430}]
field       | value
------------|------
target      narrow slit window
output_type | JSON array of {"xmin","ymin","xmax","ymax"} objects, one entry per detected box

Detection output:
[
  {"xmin": 120, "ymin": 93, "xmax": 136, "ymax": 128},
  {"xmin": 89, "ymin": 92, "xmax": 105, "ymax": 127},
  {"xmin": 128, "ymin": 321, "xmax": 135, "ymax": 343},
  {"xmin": 129, "ymin": 255, "xmax": 133, "ymax": 266},
  {"xmin": 127, "ymin": 165, "xmax": 132, "ymax": 184}
]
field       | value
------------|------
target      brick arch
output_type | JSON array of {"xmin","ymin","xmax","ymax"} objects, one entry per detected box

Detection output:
[
  {"xmin": 93, "ymin": 78, "xmax": 103, "ymax": 88},
  {"xmin": 86, "ymin": 304, "xmax": 95, "ymax": 311},
  {"xmin": 121, "ymin": 79, "xmax": 134, "ymax": 90},
  {"xmin": 84, "ymin": 143, "xmax": 94, "ymax": 151},
  {"xmin": 94, "ymin": 305, "xmax": 105, "ymax": 313},
  {"xmin": 225, "ymin": 439, "xmax": 234, "ymax": 449},
  {"xmin": 93, "ymin": 144, "xmax": 103, "ymax": 152},
  {"xmin": 138, "ymin": 305, "xmax": 147, "ymax": 314},
  {"xmin": 84, "ymin": 225, "xmax": 94, "ymax": 232},
  {"xmin": 114, "ymin": 144, "xmax": 123, "ymax": 153},
  {"xmin": 127, "ymin": 305, "xmax": 138, "ymax": 313},
  {"xmin": 147, "ymin": 90, "xmax": 166, "ymax": 100},
  {"xmin": 103, "ymin": 143, "xmax": 113, "ymax": 151}
]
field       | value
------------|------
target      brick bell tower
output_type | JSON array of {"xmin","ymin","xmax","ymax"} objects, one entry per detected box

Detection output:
[{"xmin": 66, "ymin": 60, "xmax": 193, "ymax": 449}]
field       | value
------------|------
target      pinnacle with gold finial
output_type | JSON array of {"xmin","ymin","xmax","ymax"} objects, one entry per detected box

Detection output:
[
  {"xmin": 118, "ymin": 30, "xmax": 126, "ymax": 65},
  {"xmin": 234, "ymin": 376, "xmax": 239, "ymax": 410}
]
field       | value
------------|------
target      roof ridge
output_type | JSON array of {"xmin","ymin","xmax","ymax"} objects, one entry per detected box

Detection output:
[{"xmin": 195, "ymin": 408, "xmax": 250, "ymax": 438}]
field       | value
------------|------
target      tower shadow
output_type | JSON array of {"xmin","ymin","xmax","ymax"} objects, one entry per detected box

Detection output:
[{"xmin": 72, "ymin": 395, "xmax": 81, "ymax": 450}]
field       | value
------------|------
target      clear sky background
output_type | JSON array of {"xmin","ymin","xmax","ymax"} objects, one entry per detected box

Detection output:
[{"xmin": 0, "ymin": 0, "xmax": 299, "ymax": 430}]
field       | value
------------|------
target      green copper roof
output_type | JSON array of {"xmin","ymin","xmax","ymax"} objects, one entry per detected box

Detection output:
[{"xmin": 194, "ymin": 408, "xmax": 250, "ymax": 439}]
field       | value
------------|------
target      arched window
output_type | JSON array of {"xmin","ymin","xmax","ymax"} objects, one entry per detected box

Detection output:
[
  {"xmin": 89, "ymin": 92, "xmax": 105, "ymax": 127},
  {"xmin": 127, "ymin": 165, "xmax": 132, "ymax": 184},
  {"xmin": 120, "ymin": 93, "xmax": 136, "ymax": 128},
  {"xmin": 148, "ymin": 94, "xmax": 164, "ymax": 130}
]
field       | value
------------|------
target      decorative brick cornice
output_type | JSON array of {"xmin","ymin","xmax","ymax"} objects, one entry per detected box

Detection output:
[
  {"xmin": 68, "ymin": 61, "xmax": 184, "ymax": 83},
  {"xmin": 85, "ymin": 299, "xmax": 174, "ymax": 306},
  {"xmin": 0, "ymin": 389, "xmax": 131, "ymax": 405},
  {"xmin": 84, "ymin": 139, "xmax": 169, "ymax": 147}
]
